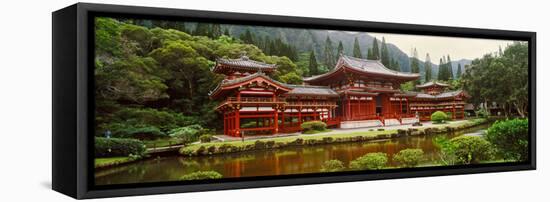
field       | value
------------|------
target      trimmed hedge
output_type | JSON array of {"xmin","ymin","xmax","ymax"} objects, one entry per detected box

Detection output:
[
  {"xmin": 95, "ymin": 137, "xmax": 146, "ymax": 157},
  {"xmin": 320, "ymin": 160, "xmax": 345, "ymax": 172},
  {"xmin": 349, "ymin": 152, "xmax": 388, "ymax": 170},
  {"xmin": 431, "ymin": 111, "xmax": 448, "ymax": 124},
  {"xmin": 301, "ymin": 121, "xmax": 327, "ymax": 133},
  {"xmin": 199, "ymin": 134, "xmax": 213, "ymax": 143},
  {"xmin": 450, "ymin": 136, "xmax": 493, "ymax": 164},
  {"xmin": 180, "ymin": 171, "xmax": 223, "ymax": 181},
  {"xmin": 394, "ymin": 149, "xmax": 424, "ymax": 168},
  {"xmin": 486, "ymin": 118, "xmax": 529, "ymax": 161}
]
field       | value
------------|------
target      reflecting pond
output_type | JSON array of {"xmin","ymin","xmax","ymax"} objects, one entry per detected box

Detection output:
[{"xmin": 95, "ymin": 124, "xmax": 489, "ymax": 185}]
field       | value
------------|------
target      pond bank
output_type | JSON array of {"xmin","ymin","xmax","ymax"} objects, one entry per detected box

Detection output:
[{"xmin": 179, "ymin": 118, "xmax": 489, "ymax": 157}]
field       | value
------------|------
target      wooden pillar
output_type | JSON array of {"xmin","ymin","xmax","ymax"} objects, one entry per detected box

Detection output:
[
  {"xmin": 235, "ymin": 109, "xmax": 240, "ymax": 137},
  {"xmin": 281, "ymin": 109, "xmax": 285, "ymax": 129},
  {"xmin": 298, "ymin": 107, "xmax": 302, "ymax": 124},
  {"xmin": 347, "ymin": 96, "xmax": 351, "ymax": 120},
  {"xmin": 274, "ymin": 108, "xmax": 279, "ymax": 134},
  {"xmin": 224, "ymin": 113, "xmax": 227, "ymax": 135}
]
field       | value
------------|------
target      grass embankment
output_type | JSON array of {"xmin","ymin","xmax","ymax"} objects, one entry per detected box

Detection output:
[
  {"xmin": 179, "ymin": 118, "xmax": 488, "ymax": 157},
  {"xmin": 144, "ymin": 138, "xmax": 186, "ymax": 148},
  {"xmin": 95, "ymin": 157, "xmax": 136, "ymax": 169}
]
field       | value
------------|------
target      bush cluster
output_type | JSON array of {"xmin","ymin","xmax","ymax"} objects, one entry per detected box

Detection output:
[
  {"xmin": 95, "ymin": 137, "xmax": 146, "ymax": 157},
  {"xmin": 393, "ymin": 149, "xmax": 424, "ymax": 168},
  {"xmin": 450, "ymin": 136, "xmax": 494, "ymax": 164},
  {"xmin": 349, "ymin": 152, "xmax": 388, "ymax": 170},
  {"xmin": 486, "ymin": 119, "xmax": 529, "ymax": 161},
  {"xmin": 320, "ymin": 160, "xmax": 345, "ymax": 172},
  {"xmin": 180, "ymin": 171, "xmax": 223, "ymax": 181},
  {"xmin": 301, "ymin": 121, "xmax": 327, "ymax": 134},
  {"xmin": 431, "ymin": 111, "xmax": 448, "ymax": 124}
]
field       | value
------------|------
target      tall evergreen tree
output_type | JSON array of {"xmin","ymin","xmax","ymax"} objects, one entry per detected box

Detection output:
[
  {"xmin": 308, "ymin": 51, "xmax": 319, "ymax": 76},
  {"xmin": 210, "ymin": 24, "xmax": 222, "ymax": 38},
  {"xmin": 447, "ymin": 55, "xmax": 454, "ymax": 80},
  {"xmin": 438, "ymin": 57, "xmax": 445, "ymax": 81},
  {"xmin": 456, "ymin": 63, "xmax": 462, "ymax": 78},
  {"xmin": 337, "ymin": 41, "xmax": 344, "ymax": 58},
  {"xmin": 223, "ymin": 28, "xmax": 230, "ymax": 36},
  {"xmin": 424, "ymin": 53, "xmax": 432, "ymax": 82},
  {"xmin": 323, "ymin": 36, "xmax": 336, "ymax": 69},
  {"xmin": 410, "ymin": 48, "xmax": 420, "ymax": 84},
  {"xmin": 239, "ymin": 29, "xmax": 255, "ymax": 44},
  {"xmin": 353, "ymin": 37, "xmax": 362, "ymax": 58},
  {"xmin": 371, "ymin": 37, "xmax": 380, "ymax": 60},
  {"xmin": 194, "ymin": 23, "xmax": 210, "ymax": 36},
  {"xmin": 380, "ymin": 37, "xmax": 390, "ymax": 67}
]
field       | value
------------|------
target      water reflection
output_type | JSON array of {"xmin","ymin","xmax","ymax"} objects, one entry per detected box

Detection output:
[{"xmin": 95, "ymin": 125, "xmax": 487, "ymax": 185}]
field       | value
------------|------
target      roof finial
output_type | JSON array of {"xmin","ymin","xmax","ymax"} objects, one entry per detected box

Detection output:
[{"xmin": 240, "ymin": 51, "xmax": 248, "ymax": 60}]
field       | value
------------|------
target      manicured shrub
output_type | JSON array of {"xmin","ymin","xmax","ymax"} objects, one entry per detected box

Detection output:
[
  {"xmin": 486, "ymin": 119, "xmax": 529, "ymax": 161},
  {"xmin": 320, "ymin": 160, "xmax": 345, "ymax": 172},
  {"xmin": 199, "ymin": 134, "xmax": 213, "ymax": 143},
  {"xmin": 449, "ymin": 136, "xmax": 493, "ymax": 164},
  {"xmin": 431, "ymin": 111, "xmax": 448, "ymax": 124},
  {"xmin": 254, "ymin": 140, "xmax": 266, "ymax": 149},
  {"xmin": 393, "ymin": 149, "xmax": 424, "ymax": 168},
  {"xmin": 207, "ymin": 145, "xmax": 217, "ymax": 154},
  {"xmin": 301, "ymin": 121, "xmax": 327, "ymax": 133},
  {"xmin": 349, "ymin": 152, "xmax": 388, "ymax": 170},
  {"xmin": 95, "ymin": 137, "xmax": 146, "ymax": 157},
  {"xmin": 169, "ymin": 124, "xmax": 210, "ymax": 143},
  {"xmin": 476, "ymin": 108, "xmax": 489, "ymax": 118},
  {"xmin": 180, "ymin": 171, "xmax": 223, "ymax": 180}
]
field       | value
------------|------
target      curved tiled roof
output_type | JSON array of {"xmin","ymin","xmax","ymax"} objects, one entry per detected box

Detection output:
[
  {"xmin": 213, "ymin": 56, "xmax": 276, "ymax": 73},
  {"xmin": 414, "ymin": 90, "xmax": 466, "ymax": 100},
  {"xmin": 416, "ymin": 81, "xmax": 450, "ymax": 89},
  {"xmin": 285, "ymin": 84, "xmax": 339, "ymax": 97},
  {"xmin": 304, "ymin": 55, "xmax": 420, "ymax": 82},
  {"xmin": 209, "ymin": 72, "xmax": 290, "ymax": 98}
]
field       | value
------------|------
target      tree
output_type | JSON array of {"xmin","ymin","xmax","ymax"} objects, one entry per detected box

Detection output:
[
  {"xmin": 223, "ymin": 28, "xmax": 230, "ymax": 36},
  {"xmin": 239, "ymin": 29, "xmax": 255, "ymax": 44},
  {"xmin": 308, "ymin": 50, "xmax": 319, "ymax": 75},
  {"xmin": 353, "ymin": 37, "xmax": 362, "ymax": 58},
  {"xmin": 194, "ymin": 23, "xmax": 210, "ymax": 36},
  {"xmin": 210, "ymin": 24, "xmax": 222, "ymax": 38},
  {"xmin": 447, "ymin": 55, "xmax": 454, "ymax": 80},
  {"xmin": 456, "ymin": 63, "xmax": 462, "ymax": 78},
  {"xmin": 461, "ymin": 42, "xmax": 529, "ymax": 117},
  {"xmin": 486, "ymin": 119, "xmax": 529, "ymax": 161},
  {"xmin": 278, "ymin": 72, "xmax": 303, "ymax": 84},
  {"xmin": 438, "ymin": 57, "xmax": 446, "ymax": 81},
  {"xmin": 323, "ymin": 36, "xmax": 336, "ymax": 69},
  {"xmin": 380, "ymin": 37, "xmax": 390, "ymax": 67},
  {"xmin": 424, "ymin": 53, "xmax": 432, "ymax": 82},
  {"xmin": 337, "ymin": 41, "xmax": 344, "ymax": 58},
  {"xmin": 371, "ymin": 37, "xmax": 380, "ymax": 60},
  {"xmin": 410, "ymin": 48, "xmax": 420, "ymax": 84}
]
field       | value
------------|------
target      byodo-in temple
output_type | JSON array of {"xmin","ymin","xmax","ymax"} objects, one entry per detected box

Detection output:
[{"xmin": 210, "ymin": 55, "xmax": 469, "ymax": 137}]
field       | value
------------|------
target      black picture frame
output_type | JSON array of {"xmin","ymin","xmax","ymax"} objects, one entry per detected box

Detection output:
[{"xmin": 52, "ymin": 3, "xmax": 536, "ymax": 199}]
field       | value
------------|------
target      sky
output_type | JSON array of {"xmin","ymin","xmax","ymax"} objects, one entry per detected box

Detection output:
[{"xmin": 367, "ymin": 32, "xmax": 517, "ymax": 61}]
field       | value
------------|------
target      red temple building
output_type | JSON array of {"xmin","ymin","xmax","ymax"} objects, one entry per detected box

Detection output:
[
  {"xmin": 210, "ymin": 55, "xmax": 469, "ymax": 137},
  {"xmin": 409, "ymin": 81, "xmax": 469, "ymax": 121}
]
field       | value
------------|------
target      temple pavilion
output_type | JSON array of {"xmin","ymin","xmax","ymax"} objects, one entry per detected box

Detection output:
[{"xmin": 209, "ymin": 55, "xmax": 468, "ymax": 137}]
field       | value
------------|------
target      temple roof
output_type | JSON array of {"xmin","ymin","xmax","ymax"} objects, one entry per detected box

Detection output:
[
  {"xmin": 209, "ymin": 72, "xmax": 290, "ymax": 99},
  {"xmin": 304, "ymin": 55, "xmax": 420, "ymax": 83},
  {"xmin": 285, "ymin": 85, "xmax": 339, "ymax": 97},
  {"xmin": 212, "ymin": 56, "xmax": 277, "ymax": 74},
  {"xmin": 414, "ymin": 90, "xmax": 468, "ymax": 100},
  {"xmin": 416, "ymin": 81, "xmax": 450, "ymax": 89}
]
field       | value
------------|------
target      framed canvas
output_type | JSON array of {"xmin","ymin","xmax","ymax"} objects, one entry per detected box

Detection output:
[{"xmin": 52, "ymin": 3, "xmax": 536, "ymax": 199}]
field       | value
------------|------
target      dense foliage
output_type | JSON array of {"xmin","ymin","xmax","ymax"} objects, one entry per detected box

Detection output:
[
  {"xmin": 393, "ymin": 149, "xmax": 424, "ymax": 168},
  {"xmin": 301, "ymin": 121, "xmax": 328, "ymax": 134},
  {"xmin": 169, "ymin": 124, "xmax": 211, "ymax": 143},
  {"xmin": 349, "ymin": 152, "xmax": 388, "ymax": 170},
  {"xmin": 461, "ymin": 42, "xmax": 528, "ymax": 117},
  {"xmin": 95, "ymin": 17, "xmax": 307, "ymax": 136},
  {"xmin": 320, "ymin": 160, "xmax": 345, "ymax": 172},
  {"xmin": 449, "ymin": 136, "xmax": 493, "ymax": 164},
  {"xmin": 486, "ymin": 119, "xmax": 529, "ymax": 161},
  {"xmin": 95, "ymin": 137, "xmax": 146, "ymax": 157},
  {"xmin": 180, "ymin": 171, "xmax": 223, "ymax": 180},
  {"xmin": 431, "ymin": 111, "xmax": 448, "ymax": 124}
]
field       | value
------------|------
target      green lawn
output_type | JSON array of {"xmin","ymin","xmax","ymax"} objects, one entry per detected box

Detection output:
[
  {"xmin": 144, "ymin": 138, "xmax": 186, "ymax": 148},
  {"xmin": 95, "ymin": 157, "xmax": 133, "ymax": 168}
]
